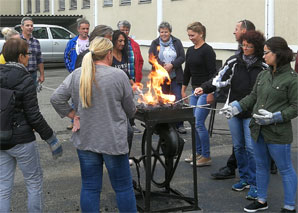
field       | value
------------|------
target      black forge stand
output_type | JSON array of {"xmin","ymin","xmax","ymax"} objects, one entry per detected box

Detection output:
[{"xmin": 134, "ymin": 107, "xmax": 200, "ymax": 212}]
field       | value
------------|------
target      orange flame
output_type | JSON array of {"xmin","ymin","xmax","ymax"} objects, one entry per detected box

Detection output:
[{"xmin": 134, "ymin": 54, "xmax": 176, "ymax": 105}]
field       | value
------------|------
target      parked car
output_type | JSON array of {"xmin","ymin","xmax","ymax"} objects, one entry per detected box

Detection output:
[{"xmin": 0, "ymin": 24, "xmax": 75, "ymax": 63}]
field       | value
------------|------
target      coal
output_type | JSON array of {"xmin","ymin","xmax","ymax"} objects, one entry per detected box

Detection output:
[{"xmin": 136, "ymin": 102, "xmax": 184, "ymax": 113}]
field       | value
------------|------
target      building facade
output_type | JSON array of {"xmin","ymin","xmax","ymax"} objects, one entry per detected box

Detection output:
[{"xmin": 1, "ymin": 0, "xmax": 297, "ymax": 69}]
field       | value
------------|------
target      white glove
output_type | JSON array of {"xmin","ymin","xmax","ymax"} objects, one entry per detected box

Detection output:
[
  {"xmin": 219, "ymin": 101, "xmax": 242, "ymax": 119},
  {"xmin": 253, "ymin": 109, "xmax": 283, "ymax": 125}
]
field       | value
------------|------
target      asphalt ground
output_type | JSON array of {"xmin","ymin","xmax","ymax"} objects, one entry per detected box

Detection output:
[{"xmin": 9, "ymin": 66, "xmax": 298, "ymax": 212}]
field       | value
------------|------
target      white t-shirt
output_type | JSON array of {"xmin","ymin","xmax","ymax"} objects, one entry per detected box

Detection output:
[{"xmin": 76, "ymin": 38, "xmax": 89, "ymax": 55}]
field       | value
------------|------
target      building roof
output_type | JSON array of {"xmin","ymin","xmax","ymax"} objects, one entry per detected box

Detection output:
[{"xmin": 0, "ymin": 15, "xmax": 82, "ymax": 31}]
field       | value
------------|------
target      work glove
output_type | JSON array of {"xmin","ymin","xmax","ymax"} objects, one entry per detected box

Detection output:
[
  {"xmin": 219, "ymin": 101, "xmax": 242, "ymax": 119},
  {"xmin": 46, "ymin": 133, "xmax": 63, "ymax": 160},
  {"xmin": 253, "ymin": 109, "xmax": 283, "ymax": 125}
]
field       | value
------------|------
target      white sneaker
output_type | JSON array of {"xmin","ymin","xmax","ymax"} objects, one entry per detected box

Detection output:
[{"xmin": 184, "ymin": 154, "xmax": 202, "ymax": 163}]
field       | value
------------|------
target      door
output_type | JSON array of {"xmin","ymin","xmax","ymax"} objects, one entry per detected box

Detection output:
[{"xmin": 50, "ymin": 27, "xmax": 74, "ymax": 62}]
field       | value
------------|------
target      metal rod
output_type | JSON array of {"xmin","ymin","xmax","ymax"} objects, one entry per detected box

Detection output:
[
  {"xmin": 184, "ymin": 104, "xmax": 223, "ymax": 111},
  {"xmin": 173, "ymin": 93, "xmax": 195, "ymax": 105}
]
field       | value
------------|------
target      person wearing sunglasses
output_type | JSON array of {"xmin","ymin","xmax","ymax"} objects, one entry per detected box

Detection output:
[
  {"xmin": 195, "ymin": 30, "xmax": 267, "ymax": 200},
  {"xmin": 221, "ymin": 37, "xmax": 297, "ymax": 213}
]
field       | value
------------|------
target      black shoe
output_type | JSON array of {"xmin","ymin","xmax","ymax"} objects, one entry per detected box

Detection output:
[
  {"xmin": 281, "ymin": 208, "xmax": 296, "ymax": 212},
  {"xmin": 244, "ymin": 201, "xmax": 268, "ymax": 212},
  {"xmin": 211, "ymin": 166, "xmax": 235, "ymax": 179}
]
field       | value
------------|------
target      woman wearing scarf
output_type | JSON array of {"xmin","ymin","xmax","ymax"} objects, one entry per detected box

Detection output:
[
  {"xmin": 149, "ymin": 21, "xmax": 186, "ymax": 134},
  {"xmin": 195, "ymin": 30, "xmax": 266, "ymax": 200}
]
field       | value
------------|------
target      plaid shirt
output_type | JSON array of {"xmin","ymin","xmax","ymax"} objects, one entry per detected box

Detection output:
[
  {"xmin": 21, "ymin": 34, "xmax": 43, "ymax": 72},
  {"xmin": 127, "ymin": 39, "xmax": 135, "ymax": 81}
]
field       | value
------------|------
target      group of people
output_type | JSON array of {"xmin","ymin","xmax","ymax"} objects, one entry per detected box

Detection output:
[
  {"xmin": 0, "ymin": 16, "xmax": 297, "ymax": 213},
  {"xmin": 193, "ymin": 20, "xmax": 297, "ymax": 212}
]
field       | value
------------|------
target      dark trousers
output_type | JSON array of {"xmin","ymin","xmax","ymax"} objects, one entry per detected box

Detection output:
[{"xmin": 226, "ymin": 147, "xmax": 237, "ymax": 170}]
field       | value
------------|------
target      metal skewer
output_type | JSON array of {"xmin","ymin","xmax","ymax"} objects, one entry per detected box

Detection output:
[
  {"xmin": 173, "ymin": 93, "xmax": 195, "ymax": 104},
  {"xmin": 184, "ymin": 104, "xmax": 223, "ymax": 111}
]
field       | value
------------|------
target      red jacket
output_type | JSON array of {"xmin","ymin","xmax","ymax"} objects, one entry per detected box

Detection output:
[{"xmin": 130, "ymin": 37, "xmax": 144, "ymax": 83}]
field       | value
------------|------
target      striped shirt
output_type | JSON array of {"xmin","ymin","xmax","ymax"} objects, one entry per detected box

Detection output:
[{"xmin": 21, "ymin": 34, "xmax": 43, "ymax": 72}]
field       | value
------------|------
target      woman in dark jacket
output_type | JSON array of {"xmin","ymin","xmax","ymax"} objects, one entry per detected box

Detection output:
[
  {"xmin": 195, "ymin": 31, "xmax": 266, "ymax": 200},
  {"xmin": 0, "ymin": 38, "xmax": 62, "ymax": 212},
  {"xmin": 222, "ymin": 37, "xmax": 297, "ymax": 212},
  {"xmin": 149, "ymin": 21, "xmax": 186, "ymax": 133}
]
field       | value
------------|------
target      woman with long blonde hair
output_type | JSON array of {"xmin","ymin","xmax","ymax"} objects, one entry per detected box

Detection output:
[{"xmin": 51, "ymin": 37, "xmax": 137, "ymax": 212}]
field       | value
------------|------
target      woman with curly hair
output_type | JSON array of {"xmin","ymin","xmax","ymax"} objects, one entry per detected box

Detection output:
[
  {"xmin": 195, "ymin": 30, "xmax": 266, "ymax": 200},
  {"xmin": 221, "ymin": 36, "xmax": 297, "ymax": 213}
]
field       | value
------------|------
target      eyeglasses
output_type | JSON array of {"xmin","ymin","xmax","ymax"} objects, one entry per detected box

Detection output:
[
  {"xmin": 263, "ymin": 50, "xmax": 271, "ymax": 55},
  {"xmin": 24, "ymin": 52, "xmax": 31, "ymax": 55},
  {"xmin": 240, "ymin": 44, "xmax": 254, "ymax": 49}
]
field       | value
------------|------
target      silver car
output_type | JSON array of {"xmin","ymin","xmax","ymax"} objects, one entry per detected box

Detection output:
[{"xmin": 14, "ymin": 24, "xmax": 75, "ymax": 63}]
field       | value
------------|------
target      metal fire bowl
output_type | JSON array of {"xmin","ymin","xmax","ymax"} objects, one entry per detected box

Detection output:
[{"xmin": 135, "ymin": 103, "xmax": 194, "ymax": 123}]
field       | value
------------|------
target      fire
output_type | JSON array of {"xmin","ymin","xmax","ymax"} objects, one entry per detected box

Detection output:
[{"xmin": 134, "ymin": 54, "xmax": 176, "ymax": 105}]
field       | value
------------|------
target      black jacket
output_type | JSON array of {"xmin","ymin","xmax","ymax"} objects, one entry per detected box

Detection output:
[
  {"xmin": 149, "ymin": 36, "xmax": 185, "ymax": 83},
  {"xmin": 201, "ymin": 54, "xmax": 267, "ymax": 118},
  {"xmin": 0, "ymin": 63, "xmax": 53, "ymax": 150}
]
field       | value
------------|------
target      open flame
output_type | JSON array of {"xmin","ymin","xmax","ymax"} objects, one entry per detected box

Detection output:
[{"xmin": 134, "ymin": 54, "xmax": 176, "ymax": 105}]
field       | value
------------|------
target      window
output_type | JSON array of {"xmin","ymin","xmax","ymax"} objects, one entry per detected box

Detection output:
[
  {"xmin": 35, "ymin": 0, "xmax": 40, "ymax": 12},
  {"xmin": 120, "ymin": 0, "xmax": 131, "ymax": 5},
  {"xmin": 103, "ymin": 0, "xmax": 113, "ymax": 7},
  {"xmin": 139, "ymin": 0, "xmax": 151, "ymax": 3},
  {"xmin": 59, "ymin": 0, "xmax": 65, "ymax": 10},
  {"xmin": 70, "ymin": 0, "xmax": 77, "ymax": 10},
  {"xmin": 27, "ymin": 0, "xmax": 32, "ymax": 13},
  {"xmin": 33, "ymin": 27, "xmax": 48, "ymax": 39},
  {"xmin": 82, "ymin": 0, "xmax": 90, "ymax": 8},
  {"xmin": 44, "ymin": 0, "xmax": 49, "ymax": 12},
  {"xmin": 50, "ymin": 27, "xmax": 72, "ymax": 39}
]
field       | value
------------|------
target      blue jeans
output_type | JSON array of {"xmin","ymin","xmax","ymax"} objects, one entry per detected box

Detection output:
[
  {"xmin": 162, "ymin": 80, "xmax": 183, "ymax": 128},
  {"xmin": 77, "ymin": 150, "xmax": 137, "ymax": 213},
  {"xmin": 228, "ymin": 117, "xmax": 256, "ymax": 186},
  {"xmin": 253, "ymin": 134, "xmax": 297, "ymax": 207},
  {"xmin": 189, "ymin": 92, "xmax": 210, "ymax": 158},
  {"xmin": 0, "ymin": 141, "xmax": 43, "ymax": 212}
]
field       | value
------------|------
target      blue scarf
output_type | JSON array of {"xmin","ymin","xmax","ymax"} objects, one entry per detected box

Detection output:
[{"xmin": 158, "ymin": 37, "xmax": 177, "ymax": 79}]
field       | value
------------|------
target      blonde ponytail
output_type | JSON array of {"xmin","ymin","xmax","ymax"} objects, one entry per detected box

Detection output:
[{"xmin": 79, "ymin": 37, "xmax": 113, "ymax": 108}]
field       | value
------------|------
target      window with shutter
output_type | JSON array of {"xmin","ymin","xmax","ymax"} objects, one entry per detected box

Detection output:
[
  {"xmin": 35, "ymin": 0, "xmax": 40, "ymax": 13},
  {"xmin": 27, "ymin": 0, "xmax": 32, "ymax": 13},
  {"xmin": 139, "ymin": 0, "xmax": 151, "ymax": 4},
  {"xmin": 44, "ymin": 0, "xmax": 49, "ymax": 12},
  {"xmin": 59, "ymin": 0, "xmax": 65, "ymax": 10},
  {"xmin": 103, "ymin": 0, "xmax": 113, "ymax": 7},
  {"xmin": 120, "ymin": 0, "xmax": 131, "ymax": 6},
  {"xmin": 82, "ymin": 0, "xmax": 90, "ymax": 8},
  {"xmin": 70, "ymin": 0, "xmax": 77, "ymax": 10}
]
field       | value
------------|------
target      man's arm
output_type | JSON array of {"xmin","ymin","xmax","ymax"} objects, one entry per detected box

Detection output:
[{"xmin": 38, "ymin": 63, "xmax": 44, "ymax": 83}]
